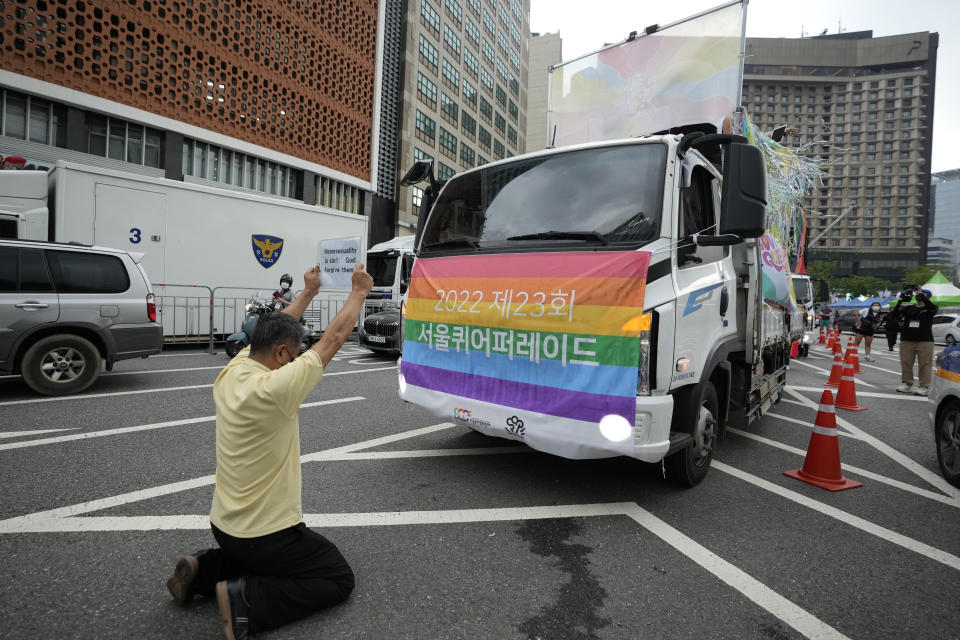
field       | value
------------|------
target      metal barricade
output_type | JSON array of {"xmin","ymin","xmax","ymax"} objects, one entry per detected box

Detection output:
[
  {"xmin": 154, "ymin": 283, "xmax": 357, "ymax": 350},
  {"xmin": 154, "ymin": 283, "xmax": 214, "ymax": 351}
]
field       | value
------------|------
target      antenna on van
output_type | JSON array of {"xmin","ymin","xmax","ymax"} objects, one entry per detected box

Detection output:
[{"xmin": 549, "ymin": 125, "xmax": 557, "ymax": 149}]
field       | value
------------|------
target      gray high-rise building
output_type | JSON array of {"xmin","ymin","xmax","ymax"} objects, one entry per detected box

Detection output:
[
  {"xmin": 743, "ymin": 31, "xmax": 938, "ymax": 281},
  {"xmin": 525, "ymin": 32, "xmax": 563, "ymax": 152},
  {"xmin": 395, "ymin": 0, "xmax": 530, "ymax": 235},
  {"xmin": 929, "ymin": 169, "xmax": 960, "ymax": 269}
]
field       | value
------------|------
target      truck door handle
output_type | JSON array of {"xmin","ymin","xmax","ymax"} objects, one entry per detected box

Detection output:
[
  {"xmin": 15, "ymin": 302, "xmax": 49, "ymax": 309},
  {"xmin": 720, "ymin": 287, "xmax": 729, "ymax": 316}
]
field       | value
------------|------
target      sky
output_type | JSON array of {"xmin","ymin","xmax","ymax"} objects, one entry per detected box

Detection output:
[{"xmin": 530, "ymin": 0, "xmax": 958, "ymax": 172}]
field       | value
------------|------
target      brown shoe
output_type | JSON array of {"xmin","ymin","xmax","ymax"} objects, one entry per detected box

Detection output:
[
  {"xmin": 216, "ymin": 579, "xmax": 251, "ymax": 640},
  {"xmin": 166, "ymin": 555, "xmax": 199, "ymax": 606}
]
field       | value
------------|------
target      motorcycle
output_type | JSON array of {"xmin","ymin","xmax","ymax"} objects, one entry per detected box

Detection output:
[{"xmin": 225, "ymin": 293, "xmax": 320, "ymax": 358}]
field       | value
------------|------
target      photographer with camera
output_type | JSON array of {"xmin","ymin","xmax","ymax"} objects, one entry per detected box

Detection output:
[{"xmin": 891, "ymin": 286, "xmax": 938, "ymax": 396}]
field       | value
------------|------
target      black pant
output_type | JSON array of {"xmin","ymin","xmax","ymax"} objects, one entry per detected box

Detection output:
[
  {"xmin": 886, "ymin": 330, "xmax": 898, "ymax": 351},
  {"xmin": 193, "ymin": 523, "xmax": 354, "ymax": 633}
]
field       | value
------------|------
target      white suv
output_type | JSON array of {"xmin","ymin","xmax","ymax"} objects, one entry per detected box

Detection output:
[{"xmin": 0, "ymin": 240, "xmax": 162, "ymax": 395}]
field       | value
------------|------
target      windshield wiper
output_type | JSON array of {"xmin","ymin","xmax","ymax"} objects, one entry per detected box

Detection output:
[
  {"xmin": 506, "ymin": 230, "xmax": 608, "ymax": 245},
  {"xmin": 422, "ymin": 237, "xmax": 479, "ymax": 249}
]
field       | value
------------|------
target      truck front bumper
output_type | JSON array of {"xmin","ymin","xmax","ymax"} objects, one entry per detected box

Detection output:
[{"xmin": 399, "ymin": 358, "xmax": 674, "ymax": 463}]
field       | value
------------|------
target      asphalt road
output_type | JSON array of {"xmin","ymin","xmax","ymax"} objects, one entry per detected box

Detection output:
[{"xmin": 1, "ymin": 336, "xmax": 959, "ymax": 640}]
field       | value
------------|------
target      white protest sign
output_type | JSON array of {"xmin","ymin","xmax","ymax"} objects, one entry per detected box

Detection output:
[{"xmin": 319, "ymin": 237, "xmax": 363, "ymax": 289}]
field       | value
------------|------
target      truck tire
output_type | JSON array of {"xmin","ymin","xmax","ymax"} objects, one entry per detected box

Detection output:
[
  {"xmin": 21, "ymin": 334, "xmax": 102, "ymax": 396},
  {"xmin": 665, "ymin": 382, "xmax": 718, "ymax": 487}
]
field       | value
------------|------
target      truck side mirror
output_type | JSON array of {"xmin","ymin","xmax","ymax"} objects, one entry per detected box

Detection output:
[
  {"xmin": 400, "ymin": 160, "xmax": 440, "ymax": 253},
  {"xmin": 719, "ymin": 143, "xmax": 767, "ymax": 238},
  {"xmin": 399, "ymin": 255, "xmax": 414, "ymax": 294}
]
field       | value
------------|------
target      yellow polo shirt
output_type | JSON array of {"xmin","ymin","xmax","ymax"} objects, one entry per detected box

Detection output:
[{"xmin": 210, "ymin": 346, "xmax": 324, "ymax": 538}]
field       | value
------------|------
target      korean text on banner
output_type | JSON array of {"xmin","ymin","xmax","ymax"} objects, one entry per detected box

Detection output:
[
  {"xmin": 400, "ymin": 251, "xmax": 651, "ymax": 436},
  {"xmin": 319, "ymin": 237, "xmax": 363, "ymax": 289},
  {"xmin": 548, "ymin": 1, "xmax": 744, "ymax": 147}
]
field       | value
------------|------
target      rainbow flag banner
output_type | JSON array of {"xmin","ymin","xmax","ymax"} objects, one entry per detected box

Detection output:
[{"xmin": 399, "ymin": 251, "xmax": 651, "ymax": 459}]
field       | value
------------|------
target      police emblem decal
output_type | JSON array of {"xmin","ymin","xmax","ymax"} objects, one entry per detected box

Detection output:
[{"xmin": 252, "ymin": 234, "xmax": 284, "ymax": 268}]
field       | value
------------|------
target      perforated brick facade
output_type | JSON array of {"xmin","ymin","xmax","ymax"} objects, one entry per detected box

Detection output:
[{"xmin": 1, "ymin": 0, "xmax": 379, "ymax": 181}]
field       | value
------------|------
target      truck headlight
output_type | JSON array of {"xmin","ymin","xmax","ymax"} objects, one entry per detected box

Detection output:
[{"xmin": 637, "ymin": 312, "xmax": 653, "ymax": 396}]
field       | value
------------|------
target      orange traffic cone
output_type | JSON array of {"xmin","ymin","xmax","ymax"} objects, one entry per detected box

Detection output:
[
  {"xmin": 845, "ymin": 346, "xmax": 863, "ymax": 374},
  {"xmin": 827, "ymin": 333, "xmax": 836, "ymax": 351},
  {"xmin": 824, "ymin": 352, "xmax": 844, "ymax": 387},
  {"xmin": 832, "ymin": 338, "xmax": 843, "ymax": 357},
  {"xmin": 784, "ymin": 390, "xmax": 862, "ymax": 491},
  {"xmin": 818, "ymin": 327, "xmax": 826, "ymax": 344},
  {"xmin": 835, "ymin": 364, "xmax": 867, "ymax": 411}
]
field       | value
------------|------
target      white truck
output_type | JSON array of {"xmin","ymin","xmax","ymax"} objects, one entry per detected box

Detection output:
[
  {"xmin": 0, "ymin": 161, "xmax": 368, "ymax": 339},
  {"xmin": 791, "ymin": 273, "xmax": 815, "ymax": 332},
  {"xmin": 364, "ymin": 235, "xmax": 416, "ymax": 314},
  {"xmin": 397, "ymin": 133, "xmax": 805, "ymax": 486}
]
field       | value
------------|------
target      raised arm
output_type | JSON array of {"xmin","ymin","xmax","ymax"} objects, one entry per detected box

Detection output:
[
  {"xmin": 312, "ymin": 263, "xmax": 374, "ymax": 367},
  {"xmin": 281, "ymin": 266, "xmax": 322, "ymax": 321}
]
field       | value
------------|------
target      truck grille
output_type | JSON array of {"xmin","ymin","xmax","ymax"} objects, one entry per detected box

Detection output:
[{"xmin": 364, "ymin": 318, "xmax": 399, "ymax": 337}]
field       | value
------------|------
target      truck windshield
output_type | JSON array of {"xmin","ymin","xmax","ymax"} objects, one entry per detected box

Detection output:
[
  {"xmin": 419, "ymin": 144, "xmax": 666, "ymax": 254},
  {"xmin": 366, "ymin": 252, "xmax": 398, "ymax": 287},
  {"xmin": 792, "ymin": 277, "xmax": 812, "ymax": 304}
]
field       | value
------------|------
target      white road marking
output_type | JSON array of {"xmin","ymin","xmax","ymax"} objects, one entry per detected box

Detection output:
[
  {"xmin": 0, "ymin": 397, "xmax": 364, "ymax": 451},
  {"xmin": 151, "ymin": 352, "xmax": 216, "ymax": 358},
  {"xmin": 856, "ymin": 361, "xmax": 901, "ymax": 375},
  {"xmin": 0, "ymin": 497, "xmax": 854, "ymax": 639},
  {"xmin": 762, "ymin": 412, "xmax": 858, "ymax": 439},
  {"xmin": 785, "ymin": 388, "xmax": 960, "ymax": 500},
  {"xmin": 713, "ymin": 460, "xmax": 960, "ymax": 571},
  {"xmin": 0, "ymin": 428, "xmax": 76, "ymax": 439},
  {"xmin": 0, "ymin": 384, "xmax": 213, "ymax": 407},
  {"xmin": 0, "ymin": 366, "xmax": 398, "ymax": 407},
  {"xmin": 789, "ymin": 359, "xmax": 877, "ymax": 388},
  {"xmin": 0, "ymin": 502, "xmax": 631, "ymax": 533},
  {"xmin": 300, "ymin": 423, "xmax": 454, "ymax": 462},
  {"xmin": 348, "ymin": 358, "xmax": 395, "ymax": 365},
  {"xmin": 622, "ymin": 504, "xmax": 851, "ymax": 640},
  {"xmin": 727, "ymin": 428, "xmax": 960, "ymax": 509},
  {"xmin": 334, "ymin": 446, "xmax": 529, "ymax": 460},
  {"xmin": 786, "ymin": 385, "xmax": 927, "ymax": 402},
  {"xmin": 0, "ymin": 423, "xmax": 458, "ymax": 529},
  {"xmin": 105, "ymin": 365, "xmax": 224, "ymax": 376}
]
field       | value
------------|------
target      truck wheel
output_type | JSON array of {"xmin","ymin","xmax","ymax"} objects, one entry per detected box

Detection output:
[
  {"xmin": 21, "ymin": 334, "xmax": 102, "ymax": 396},
  {"xmin": 665, "ymin": 382, "xmax": 718, "ymax": 487},
  {"xmin": 936, "ymin": 400, "xmax": 960, "ymax": 488},
  {"xmin": 225, "ymin": 340, "xmax": 242, "ymax": 358}
]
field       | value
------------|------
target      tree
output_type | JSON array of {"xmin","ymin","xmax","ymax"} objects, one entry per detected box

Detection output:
[
  {"xmin": 832, "ymin": 275, "xmax": 889, "ymax": 298},
  {"xmin": 806, "ymin": 260, "xmax": 836, "ymax": 301},
  {"xmin": 904, "ymin": 264, "xmax": 954, "ymax": 287}
]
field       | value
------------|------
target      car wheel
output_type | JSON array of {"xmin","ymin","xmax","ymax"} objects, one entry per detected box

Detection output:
[
  {"xmin": 21, "ymin": 334, "xmax": 102, "ymax": 396},
  {"xmin": 947, "ymin": 335, "xmax": 956, "ymax": 347},
  {"xmin": 936, "ymin": 400, "xmax": 960, "ymax": 488},
  {"xmin": 665, "ymin": 382, "xmax": 718, "ymax": 487}
]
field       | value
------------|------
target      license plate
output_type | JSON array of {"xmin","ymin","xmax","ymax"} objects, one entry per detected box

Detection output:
[{"xmin": 366, "ymin": 335, "xmax": 387, "ymax": 343}]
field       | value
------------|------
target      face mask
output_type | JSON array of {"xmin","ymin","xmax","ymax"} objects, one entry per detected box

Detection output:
[
  {"xmin": 281, "ymin": 283, "xmax": 290, "ymax": 290},
  {"xmin": 871, "ymin": 306, "xmax": 880, "ymax": 312}
]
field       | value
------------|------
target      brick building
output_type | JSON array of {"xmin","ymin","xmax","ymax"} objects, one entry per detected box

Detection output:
[{"xmin": 0, "ymin": 0, "xmax": 395, "ymax": 240}]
